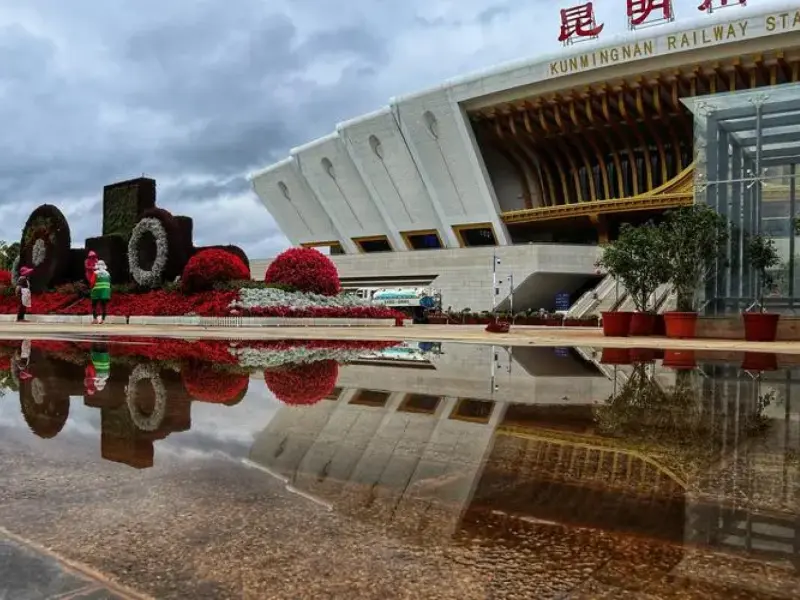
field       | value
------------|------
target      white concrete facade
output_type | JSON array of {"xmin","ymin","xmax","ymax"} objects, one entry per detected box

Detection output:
[
  {"xmin": 250, "ymin": 4, "xmax": 800, "ymax": 252},
  {"xmin": 252, "ymin": 243, "xmax": 602, "ymax": 312}
]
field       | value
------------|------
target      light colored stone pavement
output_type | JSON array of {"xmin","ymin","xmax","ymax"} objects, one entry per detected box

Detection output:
[{"xmin": 0, "ymin": 322, "xmax": 798, "ymax": 353}]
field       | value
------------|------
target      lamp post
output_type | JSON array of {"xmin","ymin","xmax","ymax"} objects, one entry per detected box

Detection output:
[
  {"xmin": 492, "ymin": 253, "xmax": 501, "ymax": 313},
  {"xmin": 507, "ymin": 274, "xmax": 514, "ymax": 318}
]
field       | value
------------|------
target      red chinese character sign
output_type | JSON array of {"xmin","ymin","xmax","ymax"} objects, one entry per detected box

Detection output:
[
  {"xmin": 698, "ymin": 0, "xmax": 746, "ymax": 13},
  {"xmin": 627, "ymin": 0, "xmax": 674, "ymax": 29},
  {"xmin": 558, "ymin": 2, "xmax": 604, "ymax": 44}
]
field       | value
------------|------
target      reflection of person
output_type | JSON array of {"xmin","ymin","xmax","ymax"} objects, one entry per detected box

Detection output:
[
  {"xmin": 12, "ymin": 339, "xmax": 32, "ymax": 381},
  {"xmin": 15, "ymin": 266, "xmax": 32, "ymax": 322},
  {"xmin": 89, "ymin": 260, "xmax": 111, "ymax": 325},
  {"xmin": 84, "ymin": 250, "xmax": 98, "ymax": 284},
  {"xmin": 85, "ymin": 343, "xmax": 110, "ymax": 395}
]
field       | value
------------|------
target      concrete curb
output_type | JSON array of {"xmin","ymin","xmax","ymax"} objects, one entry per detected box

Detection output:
[{"xmin": 3, "ymin": 314, "xmax": 399, "ymax": 328}]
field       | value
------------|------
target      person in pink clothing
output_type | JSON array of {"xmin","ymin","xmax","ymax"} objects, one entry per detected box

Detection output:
[{"xmin": 84, "ymin": 250, "xmax": 98, "ymax": 284}]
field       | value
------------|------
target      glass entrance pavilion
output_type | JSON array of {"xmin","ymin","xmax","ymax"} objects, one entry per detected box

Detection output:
[{"xmin": 684, "ymin": 83, "xmax": 800, "ymax": 315}]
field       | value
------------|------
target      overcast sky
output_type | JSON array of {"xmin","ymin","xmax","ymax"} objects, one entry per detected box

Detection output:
[{"xmin": 0, "ymin": 0, "xmax": 784, "ymax": 258}]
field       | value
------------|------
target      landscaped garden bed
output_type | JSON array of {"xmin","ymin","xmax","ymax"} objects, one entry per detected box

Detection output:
[{"xmin": 2, "ymin": 181, "xmax": 405, "ymax": 324}]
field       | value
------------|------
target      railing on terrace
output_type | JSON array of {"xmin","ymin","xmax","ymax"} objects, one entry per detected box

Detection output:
[{"xmin": 567, "ymin": 275, "xmax": 623, "ymax": 319}]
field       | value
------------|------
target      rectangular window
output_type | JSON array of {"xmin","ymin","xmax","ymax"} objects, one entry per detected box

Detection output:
[
  {"xmin": 324, "ymin": 387, "xmax": 342, "ymax": 401},
  {"xmin": 354, "ymin": 236, "xmax": 392, "ymax": 253},
  {"xmin": 399, "ymin": 394, "xmax": 441, "ymax": 414},
  {"xmin": 349, "ymin": 389, "xmax": 391, "ymax": 407},
  {"xmin": 403, "ymin": 230, "xmax": 443, "ymax": 250},
  {"xmin": 454, "ymin": 224, "xmax": 497, "ymax": 247},
  {"xmin": 450, "ymin": 399, "xmax": 494, "ymax": 423}
]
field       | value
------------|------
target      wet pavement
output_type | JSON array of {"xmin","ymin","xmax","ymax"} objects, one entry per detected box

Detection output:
[{"xmin": 0, "ymin": 337, "xmax": 799, "ymax": 598}]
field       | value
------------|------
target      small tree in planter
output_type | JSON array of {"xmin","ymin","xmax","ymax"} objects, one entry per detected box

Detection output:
[
  {"xmin": 661, "ymin": 205, "xmax": 729, "ymax": 339},
  {"xmin": 596, "ymin": 222, "xmax": 669, "ymax": 336},
  {"xmin": 743, "ymin": 233, "xmax": 781, "ymax": 341}
]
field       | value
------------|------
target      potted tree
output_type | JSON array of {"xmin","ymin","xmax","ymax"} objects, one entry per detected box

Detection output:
[
  {"xmin": 743, "ymin": 233, "xmax": 781, "ymax": 341},
  {"xmin": 596, "ymin": 222, "xmax": 669, "ymax": 337},
  {"xmin": 661, "ymin": 205, "xmax": 729, "ymax": 339}
]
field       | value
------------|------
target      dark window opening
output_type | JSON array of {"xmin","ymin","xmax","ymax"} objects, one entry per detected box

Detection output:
[
  {"xmin": 406, "ymin": 232, "xmax": 442, "ymax": 250},
  {"xmin": 349, "ymin": 389, "xmax": 390, "ymax": 407},
  {"xmin": 460, "ymin": 227, "xmax": 496, "ymax": 247},
  {"xmin": 324, "ymin": 387, "xmax": 342, "ymax": 401},
  {"xmin": 451, "ymin": 399, "xmax": 494, "ymax": 423},
  {"xmin": 399, "ymin": 394, "xmax": 441, "ymax": 414},
  {"xmin": 357, "ymin": 238, "xmax": 392, "ymax": 253},
  {"xmin": 331, "ymin": 244, "xmax": 345, "ymax": 255}
]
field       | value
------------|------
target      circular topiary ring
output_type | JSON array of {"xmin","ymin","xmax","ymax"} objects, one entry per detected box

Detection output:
[
  {"xmin": 19, "ymin": 204, "xmax": 72, "ymax": 292},
  {"xmin": 128, "ymin": 208, "xmax": 185, "ymax": 287},
  {"xmin": 20, "ymin": 377, "xmax": 70, "ymax": 439},
  {"xmin": 126, "ymin": 363, "xmax": 167, "ymax": 432}
]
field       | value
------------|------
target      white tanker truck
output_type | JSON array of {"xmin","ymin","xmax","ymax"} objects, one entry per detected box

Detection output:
[{"xmin": 356, "ymin": 287, "xmax": 441, "ymax": 323}]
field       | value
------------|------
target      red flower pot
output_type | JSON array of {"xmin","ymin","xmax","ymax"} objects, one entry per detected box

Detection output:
[
  {"xmin": 742, "ymin": 312, "xmax": 780, "ymax": 342},
  {"xmin": 600, "ymin": 347, "xmax": 632, "ymax": 365},
  {"xmin": 741, "ymin": 352, "xmax": 778, "ymax": 372},
  {"xmin": 601, "ymin": 311, "xmax": 632, "ymax": 337},
  {"xmin": 630, "ymin": 348, "xmax": 657, "ymax": 363},
  {"xmin": 664, "ymin": 312, "xmax": 699, "ymax": 339},
  {"xmin": 663, "ymin": 349, "xmax": 696, "ymax": 370},
  {"xmin": 629, "ymin": 312, "xmax": 657, "ymax": 336},
  {"xmin": 485, "ymin": 320, "xmax": 510, "ymax": 333}
]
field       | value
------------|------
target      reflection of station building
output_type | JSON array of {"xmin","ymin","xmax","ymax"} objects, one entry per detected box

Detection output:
[
  {"xmin": 251, "ymin": 5, "xmax": 800, "ymax": 313},
  {"xmin": 251, "ymin": 350, "xmax": 800, "ymax": 593}
]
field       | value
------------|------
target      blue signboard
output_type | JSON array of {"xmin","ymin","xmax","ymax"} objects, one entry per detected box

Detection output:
[
  {"xmin": 420, "ymin": 296, "xmax": 435, "ymax": 309},
  {"xmin": 554, "ymin": 347, "xmax": 570, "ymax": 358},
  {"xmin": 555, "ymin": 292, "xmax": 571, "ymax": 311}
]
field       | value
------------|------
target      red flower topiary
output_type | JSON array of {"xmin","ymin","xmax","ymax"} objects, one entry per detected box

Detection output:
[
  {"xmin": 264, "ymin": 247, "xmax": 340, "ymax": 296},
  {"xmin": 182, "ymin": 362, "xmax": 249, "ymax": 405},
  {"xmin": 264, "ymin": 360, "xmax": 339, "ymax": 405},
  {"xmin": 182, "ymin": 248, "xmax": 249, "ymax": 294},
  {"xmin": 0, "ymin": 270, "xmax": 11, "ymax": 287}
]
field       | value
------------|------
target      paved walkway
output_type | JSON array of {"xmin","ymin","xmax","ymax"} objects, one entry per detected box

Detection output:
[
  {"xmin": 0, "ymin": 322, "xmax": 798, "ymax": 354},
  {"xmin": 0, "ymin": 527, "xmax": 148, "ymax": 599}
]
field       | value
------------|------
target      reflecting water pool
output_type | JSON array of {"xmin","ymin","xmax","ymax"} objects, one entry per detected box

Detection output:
[{"xmin": 0, "ymin": 337, "xmax": 798, "ymax": 599}]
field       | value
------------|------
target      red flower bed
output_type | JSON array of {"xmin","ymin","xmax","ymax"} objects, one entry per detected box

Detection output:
[
  {"xmin": 106, "ymin": 337, "xmax": 240, "ymax": 364},
  {"xmin": 0, "ymin": 288, "xmax": 402, "ymax": 320},
  {"xmin": 9, "ymin": 338, "xmax": 401, "ymax": 368},
  {"xmin": 0, "ymin": 270, "xmax": 11, "ymax": 287},
  {"xmin": 0, "ymin": 291, "xmax": 81, "ymax": 315},
  {"xmin": 264, "ymin": 247, "xmax": 340, "ymax": 296},
  {"xmin": 264, "ymin": 360, "xmax": 339, "ymax": 405},
  {"xmin": 182, "ymin": 362, "xmax": 249, "ymax": 405},
  {"xmin": 182, "ymin": 249, "xmax": 249, "ymax": 294}
]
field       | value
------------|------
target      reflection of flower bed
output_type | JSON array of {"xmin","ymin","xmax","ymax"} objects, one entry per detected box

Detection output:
[
  {"xmin": 3, "ymin": 338, "xmax": 400, "ymax": 372},
  {"xmin": 182, "ymin": 362, "xmax": 249, "ymax": 405},
  {"xmin": 0, "ymin": 289, "xmax": 402, "ymax": 319},
  {"xmin": 264, "ymin": 360, "xmax": 339, "ymax": 405}
]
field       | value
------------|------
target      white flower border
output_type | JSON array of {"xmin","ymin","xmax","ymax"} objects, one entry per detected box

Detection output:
[
  {"xmin": 230, "ymin": 287, "xmax": 372, "ymax": 312},
  {"xmin": 231, "ymin": 346, "xmax": 382, "ymax": 369},
  {"xmin": 128, "ymin": 217, "xmax": 169, "ymax": 288},
  {"xmin": 126, "ymin": 363, "xmax": 167, "ymax": 432},
  {"xmin": 32, "ymin": 239, "xmax": 46, "ymax": 267}
]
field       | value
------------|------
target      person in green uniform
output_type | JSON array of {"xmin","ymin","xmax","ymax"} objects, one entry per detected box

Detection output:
[
  {"xmin": 91, "ymin": 343, "xmax": 110, "ymax": 391},
  {"xmin": 89, "ymin": 260, "xmax": 111, "ymax": 324}
]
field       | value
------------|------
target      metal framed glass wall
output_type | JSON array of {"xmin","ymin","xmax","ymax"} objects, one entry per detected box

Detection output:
[{"xmin": 684, "ymin": 83, "xmax": 800, "ymax": 315}]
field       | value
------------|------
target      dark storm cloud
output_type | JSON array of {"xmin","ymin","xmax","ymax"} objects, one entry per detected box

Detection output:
[
  {"xmin": 0, "ymin": 0, "xmax": 393, "ymax": 255},
  {"xmin": 7, "ymin": 0, "xmax": 763, "ymax": 257}
]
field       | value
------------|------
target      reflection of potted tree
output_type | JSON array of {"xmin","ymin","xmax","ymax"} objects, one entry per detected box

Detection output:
[
  {"xmin": 596, "ymin": 222, "xmax": 669, "ymax": 337},
  {"xmin": 661, "ymin": 205, "xmax": 729, "ymax": 339},
  {"xmin": 743, "ymin": 234, "xmax": 781, "ymax": 341}
]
